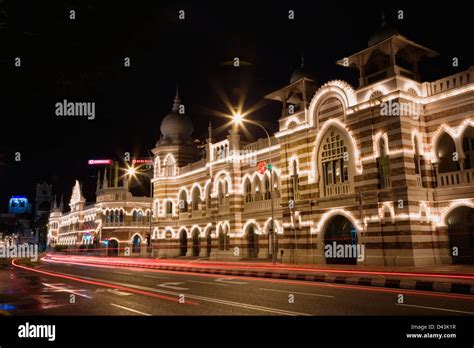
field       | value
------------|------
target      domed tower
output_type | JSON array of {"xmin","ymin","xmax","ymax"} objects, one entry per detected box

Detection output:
[
  {"xmin": 337, "ymin": 12, "xmax": 438, "ymax": 87},
  {"xmin": 265, "ymin": 55, "xmax": 319, "ymax": 122},
  {"xmin": 289, "ymin": 56, "xmax": 314, "ymax": 84},
  {"xmin": 151, "ymin": 87, "xmax": 200, "ymax": 178}
]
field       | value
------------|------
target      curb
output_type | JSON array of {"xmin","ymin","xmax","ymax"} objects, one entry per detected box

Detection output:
[{"xmin": 48, "ymin": 259, "xmax": 474, "ymax": 296}]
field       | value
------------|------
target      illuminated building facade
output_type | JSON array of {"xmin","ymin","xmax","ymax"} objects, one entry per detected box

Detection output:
[
  {"xmin": 49, "ymin": 27, "xmax": 474, "ymax": 266},
  {"xmin": 150, "ymin": 29, "xmax": 474, "ymax": 266},
  {"xmin": 48, "ymin": 174, "xmax": 152, "ymax": 255}
]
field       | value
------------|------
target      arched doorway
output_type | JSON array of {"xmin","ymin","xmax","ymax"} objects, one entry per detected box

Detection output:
[
  {"xmin": 179, "ymin": 230, "xmax": 188, "ymax": 256},
  {"xmin": 108, "ymin": 239, "xmax": 119, "ymax": 256},
  {"xmin": 247, "ymin": 224, "xmax": 259, "ymax": 259},
  {"xmin": 218, "ymin": 224, "xmax": 230, "ymax": 250},
  {"xmin": 206, "ymin": 229, "xmax": 212, "ymax": 257},
  {"xmin": 446, "ymin": 206, "xmax": 474, "ymax": 264},
  {"xmin": 323, "ymin": 215, "xmax": 358, "ymax": 264},
  {"xmin": 192, "ymin": 229, "xmax": 200, "ymax": 256},
  {"xmin": 132, "ymin": 235, "xmax": 141, "ymax": 254}
]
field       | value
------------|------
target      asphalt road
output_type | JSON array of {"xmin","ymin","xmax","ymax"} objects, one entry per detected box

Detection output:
[{"xmin": 1, "ymin": 261, "xmax": 474, "ymax": 316}]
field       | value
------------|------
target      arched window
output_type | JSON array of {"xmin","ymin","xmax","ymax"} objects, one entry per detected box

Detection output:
[
  {"xmin": 119, "ymin": 210, "xmax": 124, "ymax": 224},
  {"xmin": 138, "ymin": 210, "xmax": 143, "ymax": 224},
  {"xmin": 252, "ymin": 176, "xmax": 261, "ymax": 201},
  {"xmin": 414, "ymin": 136, "xmax": 423, "ymax": 187},
  {"xmin": 114, "ymin": 210, "xmax": 120, "ymax": 224},
  {"xmin": 106, "ymin": 210, "xmax": 110, "ymax": 224},
  {"xmin": 377, "ymin": 137, "xmax": 390, "ymax": 189},
  {"xmin": 192, "ymin": 186, "xmax": 201, "ymax": 211},
  {"xmin": 320, "ymin": 130, "xmax": 351, "ymax": 196},
  {"xmin": 244, "ymin": 178, "xmax": 252, "ymax": 203},
  {"xmin": 218, "ymin": 181, "xmax": 228, "ymax": 203},
  {"xmin": 179, "ymin": 190, "xmax": 188, "ymax": 212},
  {"xmin": 147, "ymin": 210, "xmax": 151, "ymax": 223},
  {"xmin": 166, "ymin": 201, "xmax": 173, "ymax": 215},
  {"xmin": 164, "ymin": 155, "xmax": 176, "ymax": 176},
  {"xmin": 132, "ymin": 211, "xmax": 137, "ymax": 223},
  {"xmin": 462, "ymin": 127, "xmax": 474, "ymax": 170},
  {"xmin": 437, "ymin": 133, "xmax": 459, "ymax": 173},
  {"xmin": 264, "ymin": 175, "xmax": 271, "ymax": 200}
]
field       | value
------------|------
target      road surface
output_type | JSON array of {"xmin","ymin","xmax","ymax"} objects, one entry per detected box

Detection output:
[{"xmin": 1, "ymin": 260, "xmax": 474, "ymax": 316}]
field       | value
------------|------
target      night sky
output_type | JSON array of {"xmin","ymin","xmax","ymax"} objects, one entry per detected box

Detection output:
[{"xmin": 0, "ymin": 0, "xmax": 472, "ymax": 212}]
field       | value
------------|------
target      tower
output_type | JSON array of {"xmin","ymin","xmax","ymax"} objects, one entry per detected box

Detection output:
[
  {"xmin": 336, "ymin": 14, "xmax": 438, "ymax": 87},
  {"xmin": 35, "ymin": 182, "xmax": 52, "ymax": 218},
  {"xmin": 151, "ymin": 87, "xmax": 200, "ymax": 177}
]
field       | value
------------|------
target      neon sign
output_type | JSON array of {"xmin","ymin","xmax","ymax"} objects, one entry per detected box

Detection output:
[{"xmin": 88, "ymin": 159, "xmax": 112, "ymax": 165}]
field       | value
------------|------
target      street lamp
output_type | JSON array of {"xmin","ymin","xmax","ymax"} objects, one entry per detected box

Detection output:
[
  {"xmin": 125, "ymin": 164, "xmax": 153, "ymax": 257},
  {"xmin": 232, "ymin": 113, "xmax": 277, "ymax": 264}
]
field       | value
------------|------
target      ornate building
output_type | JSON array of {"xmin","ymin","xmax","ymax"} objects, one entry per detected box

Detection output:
[
  {"xmin": 48, "ymin": 172, "xmax": 152, "ymax": 255},
  {"xmin": 49, "ymin": 27, "xmax": 474, "ymax": 266}
]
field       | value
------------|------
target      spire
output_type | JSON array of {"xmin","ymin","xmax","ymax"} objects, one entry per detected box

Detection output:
[
  {"xmin": 50, "ymin": 195, "xmax": 55, "ymax": 210},
  {"xmin": 96, "ymin": 170, "xmax": 101, "ymax": 192},
  {"xmin": 171, "ymin": 85, "xmax": 181, "ymax": 113},
  {"xmin": 208, "ymin": 121, "xmax": 213, "ymax": 140},
  {"xmin": 59, "ymin": 195, "xmax": 64, "ymax": 212},
  {"xmin": 102, "ymin": 168, "xmax": 108, "ymax": 189}
]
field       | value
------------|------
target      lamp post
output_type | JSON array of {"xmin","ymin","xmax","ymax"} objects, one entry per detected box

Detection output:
[
  {"xmin": 233, "ymin": 114, "xmax": 277, "ymax": 264},
  {"xmin": 126, "ymin": 165, "xmax": 153, "ymax": 257}
]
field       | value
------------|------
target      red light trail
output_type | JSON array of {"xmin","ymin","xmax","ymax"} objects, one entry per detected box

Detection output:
[{"xmin": 11, "ymin": 259, "xmax": 199, "ymax": 306}]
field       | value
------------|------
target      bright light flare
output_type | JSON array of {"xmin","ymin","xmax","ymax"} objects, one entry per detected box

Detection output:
[
  {"xmin": 233, "ymin": 113, "xmax": 243, "ymax": 124},
  {"xmin": 126, "ymin": 166, "xmax": 137, "ymax": 177}
]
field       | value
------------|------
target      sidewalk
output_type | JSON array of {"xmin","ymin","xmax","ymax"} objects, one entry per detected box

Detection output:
[{"xmin": 44, "ymin": 254, "xmax": 474, "ymax": 295}]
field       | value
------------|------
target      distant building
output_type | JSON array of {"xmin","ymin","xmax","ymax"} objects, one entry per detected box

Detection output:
[
  {"xmin": 48, "ymin": 172, "xmax": 152, "ymax": 255},
  {"xmin": 35, "ymin": 183, "xmax": 52, "ymax": 218}
]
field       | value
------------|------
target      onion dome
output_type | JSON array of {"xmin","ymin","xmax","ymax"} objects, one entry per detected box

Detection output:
[
  {"xmin": 290, "ymin": 56, "xmax": 313, "ymax": 83},
  {"xmin": 160, "ymin": 87, "xmax": 193, "ymax": 142},
  {"xmin": 368, "ymin": 12, "xmax": 399, "ymax": 47}
]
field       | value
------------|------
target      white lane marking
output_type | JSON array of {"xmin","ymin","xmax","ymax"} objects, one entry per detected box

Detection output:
[
  {"xmin": 142, "ymin": 275, "xmax": 170, "ymax": 279},
  {"xmin": 110, "ymin": 303, "xmax": 151, "ymax": 316},
  {"xmin": 259, "ymin": 288, "xmax": 334, "ymax": 298},
  {"xmin": 113, "ymin": 271, "xmax": 132, "ymax": 276},
  {"xmin": 108, "ymin": 289, "xmax": 133, "ymax": 296},
  {"xmin": 396, "ymin": 303, "xmax": 474, "ymax": 315},
  {"xmin": 157, "ymin": 282, "xmax": 189, "ymax": 291},
  {"xmin": 96, "ymin": 288, "xmax": 132, "ymax": 296},
  {"xmin": 42, "ymin": 283, "xmax": 92, "ymax": 299},
  {"xmin": 216, "ymin": 277, "xmax": 247, "ymax": 285},
  {"xmin": 47, "ymin": 271, "xmax": 310, "ymax": 316},
  {"xmin": 187, "ymin": 280, "xmax": 228, "ymax": 286}
]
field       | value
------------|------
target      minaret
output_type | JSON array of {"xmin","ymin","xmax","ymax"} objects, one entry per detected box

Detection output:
[{"xmin": 208, "ymin": 121, "xmax": 213, "ymax": 142}]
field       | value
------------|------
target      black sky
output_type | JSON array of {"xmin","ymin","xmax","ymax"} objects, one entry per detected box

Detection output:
[{"xmin": 0, "ymin": 0, "xmax": 472, "ymax": 212}]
